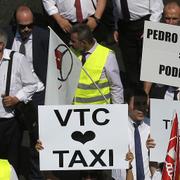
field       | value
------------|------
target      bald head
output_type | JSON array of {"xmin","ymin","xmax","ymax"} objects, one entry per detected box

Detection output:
[
  {"xmin": 16, "ymin": 5, "xmax": 34, "ymax": 41},
  {"xmin": 164, "ymin": 2, "xmax": 180, "ymax": 25},
  {"xmin": 16, "ymin": 5, "xmax": 33, "ymax": 25}
]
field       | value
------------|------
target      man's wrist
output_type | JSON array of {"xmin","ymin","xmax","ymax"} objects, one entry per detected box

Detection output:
[
  {"xmin": 126, "ymin": 164, "xmax": 133, "ymax": 171},
  {"xmin": 91, "ymin": 14, "xmax": 101, "ymax": 24}
]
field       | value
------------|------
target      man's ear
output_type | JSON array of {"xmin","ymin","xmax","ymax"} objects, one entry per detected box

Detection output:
[{"xmin": 80, "ymin": 40, "xmax": 88, "ymax": 47}]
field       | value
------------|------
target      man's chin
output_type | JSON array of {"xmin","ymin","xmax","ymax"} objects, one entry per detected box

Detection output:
[
  {"xmin": 21, "ymin": 32, "xmax": 31, "ymax": 41},
  {"xmin": 137, "ymin": 116, "xmax": 144, "ymax": 121}
]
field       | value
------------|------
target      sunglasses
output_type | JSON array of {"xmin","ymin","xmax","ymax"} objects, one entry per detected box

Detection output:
[{"xmin": 18, "ymin": 23, "xmax": 34, "ymax": 29}]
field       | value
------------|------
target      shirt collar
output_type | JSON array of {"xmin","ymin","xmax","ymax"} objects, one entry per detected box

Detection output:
[
  {"xmin": 15, "ymin": 31, "xmax": 32, "ymax": 42},
  {"xmin": 2, "ymin": 49, "xmax": 12, "ymax": 60},
  {"xmin": 87, "ymin": 39, "xmax": 98, "ymax": 54},
  {"xmin": 128, "ymin": 116, "xmax": 143, "ymax": 126},
  {"xmin": 167, "ymin": 86, "xmax": 180, "ymax": 92}
]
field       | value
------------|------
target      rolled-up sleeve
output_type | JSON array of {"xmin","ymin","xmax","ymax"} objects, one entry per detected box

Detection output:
[
  {"xmin": 15, "ymin": 55, "xmax": 38, "ymax": 102},
  {"xmin": 42, "ymin": 0, "xmax": 59, "ymax": 16},
  {"xmin": 149, "ymin": 0, "xmax": 164, "ymax": 22},
  {"xmin": 104, "ymin": 51, "xmax": 124, "ymax": 104}
]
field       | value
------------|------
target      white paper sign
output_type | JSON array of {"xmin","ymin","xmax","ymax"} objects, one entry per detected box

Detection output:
[
  {"xmin": 45, "ymin": 28, "xmax": 82, "ymax": 105},
  {"xmin": 150, "ymin": 99, "xmax": 180, "ymax": 162},
  {"xmin": 140, "ymin": 21, "xmax": 180, "ymax": 87},
  {"xmin": 39, "ymin": 104, "xmax": 129, "ymax": 170}
]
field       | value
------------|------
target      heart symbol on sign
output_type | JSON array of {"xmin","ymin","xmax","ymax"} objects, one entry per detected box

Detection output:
[{"xmin": 71, "ymin": 131, "xmax": 96, "ymax": 144}]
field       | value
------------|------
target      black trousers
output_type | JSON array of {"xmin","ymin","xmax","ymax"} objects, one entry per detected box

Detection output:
[
  {"xmin": 0, "ymin": 117, "xmax": 21, "ymax": 173},
  {"xmin": 20, "ymin": 91, "xmax": 45, "ymax": 180},
  {"xmin": 118, "ymin": 15, "xmax": 150, "ymax": 89}
]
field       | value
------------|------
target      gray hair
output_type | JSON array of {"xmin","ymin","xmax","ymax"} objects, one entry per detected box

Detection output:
[{"xmin": 0, "ymin": 28, "xmax": 8, "ymax": 47}]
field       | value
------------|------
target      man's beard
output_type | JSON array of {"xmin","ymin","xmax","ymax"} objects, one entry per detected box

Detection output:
[{"xmin": 20, "ymin": 31, "xmax": 31, "ymax": 41}]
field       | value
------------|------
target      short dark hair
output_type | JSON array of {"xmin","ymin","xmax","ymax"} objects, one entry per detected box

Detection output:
[
  {"xmin": 70, "ymin": 24, "xmax": 94, "ymax": 44},
  {"xmin": 164, "ymin": 0, "xmax": 180, "ymax": 7},
  {"xmin": 124, "ymin": 88, "xmax": 147, "ymax": 104}
]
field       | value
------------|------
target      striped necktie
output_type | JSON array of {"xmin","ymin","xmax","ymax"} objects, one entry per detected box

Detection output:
[
  {"xmin": 19, "ymin": 41, "xmax": 26, "ymax": 55},
  {"xmin": 75, "ymin": 0, "xmax": 83, "ymax": 23}
]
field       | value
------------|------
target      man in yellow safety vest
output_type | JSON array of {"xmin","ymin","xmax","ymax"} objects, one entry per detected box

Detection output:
[{"xmin": 70, "ymin": 23, "xmax": 124, "ymax": 105}]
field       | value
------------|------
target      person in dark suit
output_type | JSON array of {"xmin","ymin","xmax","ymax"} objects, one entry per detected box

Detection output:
[
  {"xmin": 5, "ymin": 5, "xmax": 49, "ymax": 180},
  {"xmin": 113, "ymin": 0, "xmax": 164, "ymax": 89},
  {"xmin": 6, "ymin": 6, "xmax": 49, "ymax": 107}
]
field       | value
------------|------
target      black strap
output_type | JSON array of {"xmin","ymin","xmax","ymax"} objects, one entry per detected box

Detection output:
[
  {"xmin": 5, "ymin": 51, "xmax": 15, "ymax": 96},
  {"xmin": 91, "ymin": 0, "xmax": 96, "ymax": 10}
]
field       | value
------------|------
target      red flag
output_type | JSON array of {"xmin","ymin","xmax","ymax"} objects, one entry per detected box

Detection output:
[
  {"xmin": 174, "ymin": 127, "xmax": 179, "ymax": 180},
  {"xmin": 162, "ymin": 113, "xmax": 179, "ymax": 180}
]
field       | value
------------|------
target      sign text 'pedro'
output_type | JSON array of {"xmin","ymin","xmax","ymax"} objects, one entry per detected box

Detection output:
[
  {"xmin": 140, "ymin": 21, "xmax": 180, "ymax": 87},
  {"xmin": 39, "ymin": 104, "xmax": 128, "ymax": 170}
]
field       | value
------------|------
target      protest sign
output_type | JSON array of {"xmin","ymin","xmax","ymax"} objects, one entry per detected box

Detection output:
[
  {"xmin": 39, "ymin": 104, "xmax": 129, "ymax": 170},
  {"xmin": 141, "ymin": 21, "xmax": 180, "ymax": 87},
  {"xmin": 150, "ymin": 99, "xmax": 180, "ymax": 162}
]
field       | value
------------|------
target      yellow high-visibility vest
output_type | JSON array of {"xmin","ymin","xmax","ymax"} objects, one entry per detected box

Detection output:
[
  {"xmin": 74, "ymin": 44, "xmax": 111, "ymax": 104},
  {"xmin": 0, "ymin": 159, "xmax": 11, "ymax": 180}
]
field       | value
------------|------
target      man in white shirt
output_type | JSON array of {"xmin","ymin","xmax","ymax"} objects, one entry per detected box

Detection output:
[
  {"xmin": 113, "ymin": 0, "xmax": 164, "ymax": 88},
  {"xmin": 6, "ymin": 5, "xmax": 49, "ymax": 107},
  {"xmin": 42, "ymin": 0, "xmax": 107, "ymax": 44},
  {"xmin": 112, "ymin": 88, "xmax": 152, "ymax": 180},
  {"xmin": 0, "ymin": 28, "xmax": 38, "ymax": 174},
  {"xmin": 5, "ymin": 5, "xmax": 50, "ymax": 180}
]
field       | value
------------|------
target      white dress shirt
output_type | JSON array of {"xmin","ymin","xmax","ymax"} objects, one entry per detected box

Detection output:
[
  {"xmin": 164, "ymin": 86, "xmax": 180, "ymax": 101},
  {"xmin": 0, "ymin": 49, "xmax": 38, "ymax": 118},
  {"xmin": 10, "ymin": 165, "xmax": 18, "ymax": 180},
  {"xmin": 151, "ymin": 170, "xmax": 162, "ymax": 180},
  {"xmin": 42, "ymin": 0, "xmax": 97, "ymax": 22},
  {"xmin": 112, "ymin": 117, "xmax": 151, "ymax": 180},
  {"xmin": 85, "ymin": 41, "xmax": 124, "ymax": 104},
  {"xmin": 12, "ymin": 32, "xmax": 44, "ymax": 92},
  {"xmin": 113, "ymin": 0, "xmax": 163, "ymax": 23}
]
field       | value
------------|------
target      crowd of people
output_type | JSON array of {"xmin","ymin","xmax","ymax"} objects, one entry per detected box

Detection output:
[{"xmin": 0, "ymin": 0, "xmax": 180, "ymax": 179}]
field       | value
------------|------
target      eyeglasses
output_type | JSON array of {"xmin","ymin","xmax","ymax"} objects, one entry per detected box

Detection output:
[{"xmin": 18, "ymin": 23, "xmax": 34, "ymax": 29}]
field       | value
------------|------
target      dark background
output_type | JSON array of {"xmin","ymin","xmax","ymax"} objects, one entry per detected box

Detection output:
[
  {"xmin": 0, "ymin": 0, "xmax": 46, "ymax": 27},
  {"xmin": 0, "ymin": 0, "xmax": 168, "ymax": 27}
]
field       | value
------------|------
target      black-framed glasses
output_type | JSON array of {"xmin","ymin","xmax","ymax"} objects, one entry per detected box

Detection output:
[{"xmin": 18, "ymin": 23, "xmax": 34, "ymax": 29}]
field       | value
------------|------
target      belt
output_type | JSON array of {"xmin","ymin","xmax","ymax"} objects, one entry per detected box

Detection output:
[
  {"xmin": 0, "ymin": 117, "xmax": 15, "ymax": 122},
  {"xmin": 70, "ymin": 19, "xmax": 88, "ymax": 25}
]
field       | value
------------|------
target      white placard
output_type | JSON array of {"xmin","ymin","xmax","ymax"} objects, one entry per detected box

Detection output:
[
  {"xmin": 39, "ymin": 104, "xmax": 129, "ymax": 170},
  {"xmin": 45, "ymin": 28, "xmax": 82, "ymax": 105},
  {"xmin": 150, "ymin": 99, "xmax": 180, "ymax": 162},
  {"xmin": 140, "ymin": 21, "xmax": 180, "ymax": 87}
]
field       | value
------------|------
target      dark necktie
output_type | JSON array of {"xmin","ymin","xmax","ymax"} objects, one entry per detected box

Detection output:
[
  {"xmin": 75, "ymin": 0, "xmax": 83, "ymax": 23},
  {"xmin": 173, "ymin": 90, "xmax": 179, "ymax": 100},
  {"xmin": 19, "ymin": 41, "xmax": 26, "ymax": 55},
  {"xmin": 120, "ymin": 0, "xmax": 130, "ymax": 21},
  {"xmin": 81, "ymin": 51, "xmax": 90, "ymax": 66},
  {"xmin": 134, "ymin": 122, "xmax": 145, "ymax": 180}
]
